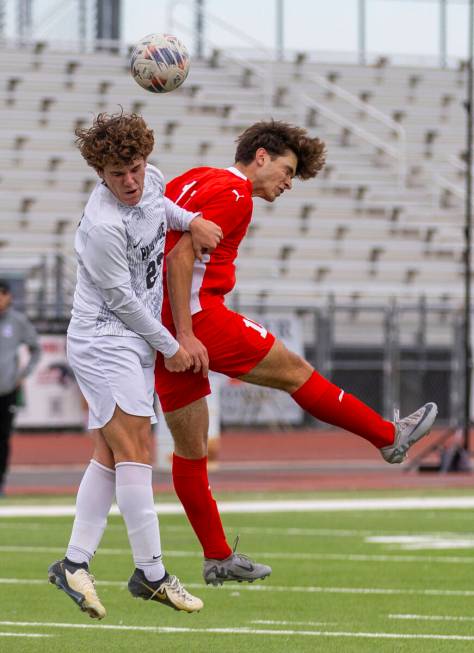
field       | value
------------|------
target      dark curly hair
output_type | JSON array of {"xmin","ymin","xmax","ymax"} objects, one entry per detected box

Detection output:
[
  {"xmin": 235, "ymin": 120, "xmax": 326, "ymax": 179},
  {"xmin": 75, "ymin": 111, "xmax": 154, "ymax": 171}
]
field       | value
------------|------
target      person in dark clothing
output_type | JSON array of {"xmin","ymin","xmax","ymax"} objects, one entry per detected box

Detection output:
[{"xmin": 0, "ymin": 280, "xmax": 41, "ymax": 494}]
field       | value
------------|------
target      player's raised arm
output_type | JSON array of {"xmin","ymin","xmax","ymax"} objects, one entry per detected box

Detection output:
[
  {"xmin": 166, "ymin": 233, "xmax": 209, "ymax": 377},
  {"xmin": 189, "ymin": 214, "xmax": 223, "ymax": 261},
  {"xmin": 164, "ymin": 197, "xmax": 222, "ymax": 260}
]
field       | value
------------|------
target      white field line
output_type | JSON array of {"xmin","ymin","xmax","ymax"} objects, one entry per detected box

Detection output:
[
  {"xmin": 4, "ymin": 521, "xmax": 474, "ymax": 544},
  {"xmin": 252, "ymin": 620, "xmax": 336, "ymax": 627},
  {"xmin": 4, "ymin": 577, "xmax": 474, "ymax": 597},
  {"xmin": 0, "ymin": 519, "xmax": 461, "ymax": 539},
  {"xmin": 367, "ymin": 535, "xmax": 474, "ymax": 550},
  {"xmin": 164, "ymin": 524, "xmax": 474, "ymax": 540},
  {"xmin": 3, "ymin": 496, "xmax": 474, "ymax": 517},
  {"xmin": 390, "ymin": 614, "xmax": 474, "ymax": 623},
  {"xmin": 3, "ymin": 545, "xmax": 474, "ymax": 565},
  {"xmin": 166, "ymin": 525, "xmax": 380, "ymax": 537},
  {"xmin": 0, "ymin": 632, "xmax": 52, "ymax": 638},
  {"xmin": 1, "ymin": 620, "xmax": 474, "ymax": 642}
]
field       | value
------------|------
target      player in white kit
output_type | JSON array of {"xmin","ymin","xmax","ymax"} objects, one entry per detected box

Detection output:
[{"xmin": 48, "ymin": 112, "xmax": 223, "ymax": 618}]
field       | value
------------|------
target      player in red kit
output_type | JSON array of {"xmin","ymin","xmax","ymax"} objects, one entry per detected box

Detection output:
[{"xmin": 155, "ymin": 121, "xmax": 438, "ymax": 586}]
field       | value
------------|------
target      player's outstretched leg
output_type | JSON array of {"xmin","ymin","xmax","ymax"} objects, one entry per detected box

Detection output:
[
  {"xmin": 128, "ymin": 569, "xmax": 203, "ymax": 612},
  {"xmin": 380, "ymin": 402, "xmax": 438, "ymax": 464},
  {"xmin": 203, "ymin": 538, "xmax": 272, "ymax": 586},
  {"xmin": 48, "ymin": 558, "xmax": 106, "ymax": 619}
]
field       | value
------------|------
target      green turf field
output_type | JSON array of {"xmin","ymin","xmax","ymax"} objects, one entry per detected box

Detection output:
[{"xmin": 2, "ymin": 491, "xmax": 474, "ymax": 652}]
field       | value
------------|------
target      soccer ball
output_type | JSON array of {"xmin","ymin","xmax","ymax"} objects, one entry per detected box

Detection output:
[{"xmin": 130, "ymin": 33, "xmax": 190, "ymax": 93}]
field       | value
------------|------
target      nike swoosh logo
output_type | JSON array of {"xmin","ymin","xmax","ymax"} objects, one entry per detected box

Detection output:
[
  {"xmin": 132, "ymin": 240, "xmax": 142, "ymax": 248},
  {"xmin": 141, "ymin": 581, "xmax": 167, "ymax": 602},
  {"xmin": 152, "ymin": 554, "xmax": 161, "ymax": 560},
  {"xmin": 235, "ymin": 561, "xmax": 254, "ymax": 572},
  {"xmin": 152, "ymin": 589, "xmax": 168, "ymax": 602}
]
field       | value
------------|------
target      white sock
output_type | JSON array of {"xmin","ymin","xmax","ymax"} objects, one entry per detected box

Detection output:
[
  {"xmin": 66, "ymin": 459, "xmax": 116, "ymax": 565},
  {"xmin": 115, "ymin": 462, "xmax": 166, "ymax": 582}
]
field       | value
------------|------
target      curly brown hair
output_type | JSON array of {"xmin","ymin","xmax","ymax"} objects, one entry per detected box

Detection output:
[
  {"xmin": 235, "ymin": 120, "xmax": 326, "ymax": 179},
  {"xmin": 75, "ymin": 111, "xmax": 154, "ymax": 171}
]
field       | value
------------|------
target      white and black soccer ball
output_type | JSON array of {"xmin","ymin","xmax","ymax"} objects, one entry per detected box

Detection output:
[{"xmin": 130, "ymin": 33, "xmax": 190, "ymax": 93}]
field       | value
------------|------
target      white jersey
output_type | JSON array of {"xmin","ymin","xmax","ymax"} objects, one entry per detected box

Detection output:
[{"xmin": 68, "ymin": 164, "xmax": 196, "ymax": 357}]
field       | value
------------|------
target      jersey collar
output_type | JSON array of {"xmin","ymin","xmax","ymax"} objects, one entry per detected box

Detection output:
[{"xmin": 226, "ymin": 166, "xmax": 247, "ymax": 181}]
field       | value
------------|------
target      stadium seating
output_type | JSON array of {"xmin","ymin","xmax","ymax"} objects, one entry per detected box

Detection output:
[{"xmin": 0, "ymin": 41, "xmax": 468, "ymax": 315}]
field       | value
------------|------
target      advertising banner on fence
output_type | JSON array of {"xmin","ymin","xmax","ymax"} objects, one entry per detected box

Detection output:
[
  {"xmin": 220, "ymin": 312, "xmax": 304, "ymax": 426},
  {"xmin": 16, "ymin": 335, "xmax": 83, "ymax": 429}
]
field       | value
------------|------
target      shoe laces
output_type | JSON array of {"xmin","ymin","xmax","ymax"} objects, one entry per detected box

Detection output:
[
  {"xmin": 231, "ymin": 535, "xmax": 253, "ymax": 564},
  {"xmin": 232, "ymin": 535, "xmax": 242, "ymax": 554},
  {"xmin": 164, "ymin": 575, "xmax": 193, "ymax": 602},
  {"xmin": 396, "ymin": 406, "xmax": 424, "ymax": 429}
]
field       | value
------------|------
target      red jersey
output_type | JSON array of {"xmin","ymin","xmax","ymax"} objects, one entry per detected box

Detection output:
[{"xmin": 162, "ymin": 166, "xmax": 253, "ymax": 321}]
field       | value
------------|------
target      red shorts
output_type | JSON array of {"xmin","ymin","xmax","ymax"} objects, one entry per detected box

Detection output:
[{"xmin": 155, "ymin": 305, "xmax": 275, "ymax": 412}]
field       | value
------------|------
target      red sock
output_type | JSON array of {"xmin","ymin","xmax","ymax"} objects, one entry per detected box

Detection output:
[
  {"xmin": 291, "ymin": 371, "xmax": 395, "ymax": 448},
  {"xmin": 172, "ymin": 454, "xmax": 232, "ymax": 559}
]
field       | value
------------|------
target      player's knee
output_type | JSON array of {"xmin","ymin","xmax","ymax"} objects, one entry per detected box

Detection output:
[
  {"xmin": 280, "ymin": 350, "xmax": 313, "ymax": 393},
  {"xmin": 110, "ymin": 428, "xmax": 152, "ymax": 464},
  {"xmin": 92, "ymin": 447, "xmax": 115, "ymax": 468},
  {"xmin": 134, "ymin": 427, "xmax": 153, "ymax": 462},
  {"xmin": 174, "ymin": 438, "xmax": 207, "ymax": 459},
  {"xmin": 167, "ymin": 421, "xmax": 207, "ymax": 458}
]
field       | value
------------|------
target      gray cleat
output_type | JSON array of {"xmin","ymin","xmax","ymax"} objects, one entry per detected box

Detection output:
[
  {"xmin": 380, "ymin": 402, "xmax": 438, "ymax": 464},
  {"xmin": 203, "ymin": 538, "xmax": 272, "ymax": 586}
]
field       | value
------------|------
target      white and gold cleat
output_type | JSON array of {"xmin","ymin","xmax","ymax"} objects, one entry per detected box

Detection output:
[
  {"xmin": 48, "ymin": 558, "xmax": 106, "ymax": 619},
  {"xmin": 128, "ymin": 568, "xmax": 203, "ymax": 612}
]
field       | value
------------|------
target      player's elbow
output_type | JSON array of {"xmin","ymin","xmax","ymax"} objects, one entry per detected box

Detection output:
[
  {"xmin": 166, "ymin": 248, "xmax": 183, "ymax": 269},
  {"xmin": 166, "ymin": 238, "xmax": 195, "ymax": 269}
]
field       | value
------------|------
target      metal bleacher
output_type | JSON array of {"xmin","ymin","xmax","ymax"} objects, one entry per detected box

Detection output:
[{"xmin": 0, "ymin": 40, "xmax": 468, "ymax": 315}]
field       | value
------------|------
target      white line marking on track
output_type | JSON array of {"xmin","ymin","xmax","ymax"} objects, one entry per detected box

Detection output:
[
  {"xmin": 2, "ymin": 620, "xmax": 474, "ymax": 641},
  {"xmin": 4, "ymin": 577, "xmax": 474, "ymax": 597},
  {"xmin": 390, "ymin": 614, "xmax": 474, "ymax": 622},
  {"xmin": 3, "ymin": 496, "xmax": 474, "ymax": 517},
  {"xmin": 3, "ymin": 545, "xmax": 474, "ymax": 565}
]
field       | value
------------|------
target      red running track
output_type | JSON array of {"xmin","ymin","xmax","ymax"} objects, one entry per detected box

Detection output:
[{"xmin": 4, "ymin": 427, "xmax": 473, "ymax": 495}]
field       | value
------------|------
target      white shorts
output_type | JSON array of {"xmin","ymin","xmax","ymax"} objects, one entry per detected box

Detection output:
[{"xmin": 67, "ymin": 334, "xmax": 157, "ymax": 429}]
